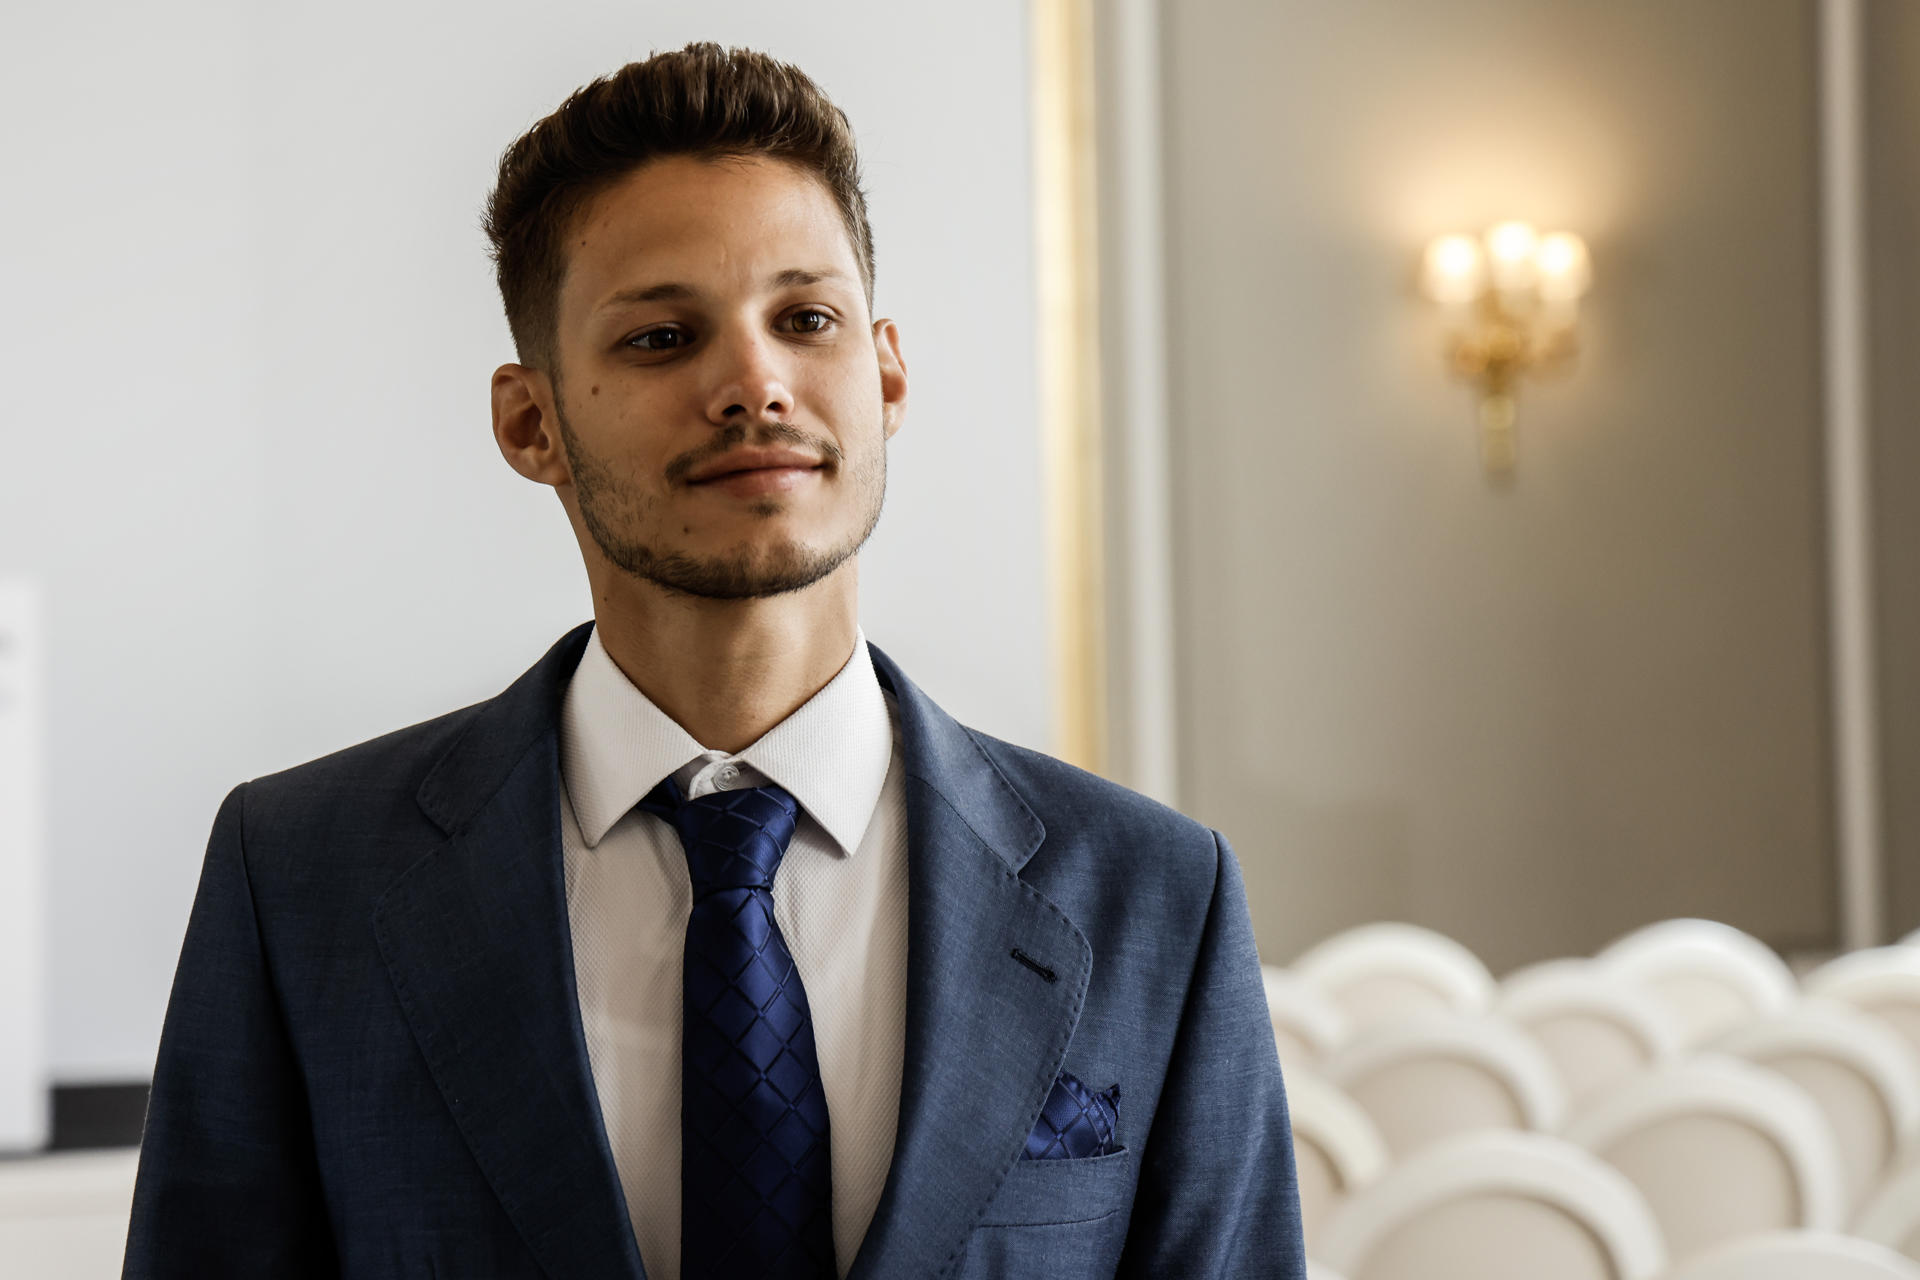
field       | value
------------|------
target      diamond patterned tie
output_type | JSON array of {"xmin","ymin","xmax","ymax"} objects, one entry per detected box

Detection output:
[{"xmin": 638, "ymin": 774, "xmax": 837, "ymax": 1280}]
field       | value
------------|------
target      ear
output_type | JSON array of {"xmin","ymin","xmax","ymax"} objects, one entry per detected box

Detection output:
[
  {"xmin": 873, "ymin": 318, "xmax": 908, "ymax": 441},
  {"xmin": 491, "ymin": 363, "xmax": 571, "ymax": 486}
]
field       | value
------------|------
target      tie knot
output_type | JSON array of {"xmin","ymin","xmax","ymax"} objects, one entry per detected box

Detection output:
[{"xmin": 638, "ymin": 776, "xmax": 801, "ymax": 898}]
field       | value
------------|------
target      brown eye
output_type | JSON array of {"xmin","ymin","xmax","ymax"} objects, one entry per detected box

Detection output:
[
  {"xmin": 628, "ymin": 328, "xmax": 686, "ymax": 351},
  {"xmin": 789, "ymin": 310, "xmax": 831, "ymax": 333}
]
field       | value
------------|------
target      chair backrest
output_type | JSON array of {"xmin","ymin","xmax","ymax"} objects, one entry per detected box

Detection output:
[
  {"xmin": 1595, "ymin": 919, "xmax": 1797, "ymax": 1048},
  {"xmin": 1805, "ymin": 948, "xmax": 1920, "ymax": 1067},
  {"xmin": 1264, "ymin": 964, "xmax": 1352, "ymax": 1071},
  {"xmin": 1291, "ymin": 923, "xmax": 1495, "ymax": 1033},
  {"xmin": 1660, "ymin": 1230, "xmax": 1920, "ymax": 1280},
  {"xmin": 1317, "ymin": 1130, "xmax": 1667, "ymax": 1280},
  {"xmin": 1711, "ymin": 999, "xmax": 1920, "ymax": 1210},
  {"xmin": 1498, "ymin": 959, "xmax": 1683, "ymax": 1106},
  {"xmin": 1855, "ymin": 1155, "xmax": 1920, "ymax": 1262},
  {"xmin": 1285, "ymin": 1067, "xmax": 1392, "ymax": 1256},
  {"xmin": 1563, "ymin": 1055, "xmax": 1847, "ymax": 1265},
  {"xmin": 1321, "ymin": 1011, "xmax": 1565, "ymax": 1160}
]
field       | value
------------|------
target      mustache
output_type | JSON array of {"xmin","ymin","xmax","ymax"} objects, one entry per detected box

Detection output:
[{"xmin": 663, "ymin": 421, "xmax": 844, "ymax": 485}]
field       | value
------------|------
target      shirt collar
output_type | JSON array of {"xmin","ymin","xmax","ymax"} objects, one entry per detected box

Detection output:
[{"xmin": 559, "ymin": 623, "xmax": 895, "ymax": 858}]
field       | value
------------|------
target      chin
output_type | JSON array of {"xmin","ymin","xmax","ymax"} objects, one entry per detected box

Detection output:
[{"xmin": 620, "ymin": 532, "xmax": 856, "ymax": 601}]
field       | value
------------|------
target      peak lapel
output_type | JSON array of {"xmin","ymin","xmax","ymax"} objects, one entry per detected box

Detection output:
[
  {"xmin": 848, "ymin": 647, "xmax": 1092, "ymax": 1280},
  {"xmin": 372, "ymin": 623, "xmax": 647, "ymax": 1280}
]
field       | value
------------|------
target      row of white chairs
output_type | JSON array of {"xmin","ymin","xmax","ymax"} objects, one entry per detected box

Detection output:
[
  {"xmin": 1303, "ymin": 1131, "xmax": 1920, "ymax": 1280},
  {"xmin": 1277, "ymin": 983, "xmax": 1920, "ymax": 1192},
  {"xmin": 1272, "ymin": 919, "xmax": 1920, "ymax": 1277},
  {"xmin": 1273, "ymin": 926, "xmax": 1920, "ymax": 1139},
  {"xmin": 1271, "ymin": 921, "xmax": 1920, "ymax": 1166},
  {"xmin": 1277, "ymin": 919, "xmax": 1920, "ymax": 1060},
  {"xmin": 1290, "ymin": 1049, "xmax": 1920, "ymax": 1257}
]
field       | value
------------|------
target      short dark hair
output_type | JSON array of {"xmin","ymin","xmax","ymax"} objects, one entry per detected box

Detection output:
[{"xmin": 481, "ymin": 42, "xmax": 876, "ymax": 373}]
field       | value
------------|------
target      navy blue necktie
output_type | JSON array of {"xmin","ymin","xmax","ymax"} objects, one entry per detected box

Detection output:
[{"xmin": 638, "ymin": 775, "xmax": 837, "ymax": 1280}]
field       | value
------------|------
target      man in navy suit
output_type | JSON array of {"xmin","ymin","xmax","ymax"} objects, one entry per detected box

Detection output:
[{"xmin": 124, "ymin": 42, "xmax": 1305, "ymax": 1279}]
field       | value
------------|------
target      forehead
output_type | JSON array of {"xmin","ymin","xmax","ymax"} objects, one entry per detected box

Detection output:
[{"xmin": 561, "ymin": 154, "xmax": 861, "ymax": 317}]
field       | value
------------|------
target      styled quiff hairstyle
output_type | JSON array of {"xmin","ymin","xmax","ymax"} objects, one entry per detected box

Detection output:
[{"xmin": 482, "ymin": 42, "xmax": 875, "ymax": 373}]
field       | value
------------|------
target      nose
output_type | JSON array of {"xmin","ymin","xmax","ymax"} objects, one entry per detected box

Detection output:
[{"xmin": 703, "ymin": 322, "xmax": 794, "ymax": 425}]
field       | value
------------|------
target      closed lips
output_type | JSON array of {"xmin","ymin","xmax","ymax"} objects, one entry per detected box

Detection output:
[{"xmin": 687, "ymin": 449, "xmax": 823, "ymax": 482}]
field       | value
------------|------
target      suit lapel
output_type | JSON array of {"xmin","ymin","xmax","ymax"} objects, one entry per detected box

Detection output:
[
  {"xmin": 372, "ymin": 623, "xmax": 647, "ymax": 1280},
  {"xmin": 848, "ymin": 646, "xmax": 1092, "ymax": 1280}
]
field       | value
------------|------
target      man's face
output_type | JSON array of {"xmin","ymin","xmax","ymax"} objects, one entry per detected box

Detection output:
[{"xmin": 546, "ymin": 153, "xmax": 903, "ymax": 600}]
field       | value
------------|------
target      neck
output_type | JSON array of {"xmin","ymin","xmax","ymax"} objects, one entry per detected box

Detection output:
[{"xmin": 586, "ymin": 561, "xmax": 861, "ymax": 755}]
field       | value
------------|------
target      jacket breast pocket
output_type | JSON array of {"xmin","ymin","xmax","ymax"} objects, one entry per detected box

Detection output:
[
  {"xmin": 948, "ymin": 1146, "xmax": 1135, "ymax": 1280},
  {"xmin": 978, "ymin": 1145, "xmax": 1136, "ymax": 1227}
]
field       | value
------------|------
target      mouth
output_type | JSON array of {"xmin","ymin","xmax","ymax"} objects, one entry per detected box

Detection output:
[
  {"xmin": 685, "ymin": 447, "xmax": 826, "ymax": 484},
  {"xmin": 688, "ymin": 463, "xmax": 824, "ymax": 498},
  {"xmin": 684, "ymin": 446, "xmax": 827, "ymax": 497}
]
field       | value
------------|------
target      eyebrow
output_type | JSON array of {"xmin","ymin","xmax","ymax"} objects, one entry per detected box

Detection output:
[{"xmin": 594, "ymin": 267, "xmax": 853, "ymax": 313}]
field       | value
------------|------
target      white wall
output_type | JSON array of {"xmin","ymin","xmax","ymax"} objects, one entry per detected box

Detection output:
[
  {"xmin": 0, "ymin": 583, "xmax": 49, "ymax": 1147},
  {"xmin": 1, "ymin": 1, "xmax": 1044, "ymax": 1083}
]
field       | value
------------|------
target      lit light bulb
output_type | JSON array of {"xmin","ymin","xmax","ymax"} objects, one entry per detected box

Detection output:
[
  {"xmin": 1535, "ymin": 232, "xmax": 1591, "ymax": 301},
  {"xmin": 1485, "ymin": 220, "xmax": 1540, "ymax": 292},
  {"xmin": 1422, "ymin": 234, "xmax": 1486, "ymax": 305}
]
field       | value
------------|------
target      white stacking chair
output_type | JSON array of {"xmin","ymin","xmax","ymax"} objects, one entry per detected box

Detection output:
[
  {"xmin": 1284, "ymin": 1067, "xmax": 1391, "ymax": 1256},
  {"xmin": 1563, "ymin": 1055, "xmax": 1847, "ymax": 1265},
  {"xmin": 1318, "ymin": 1130, "xmax": 1667, "ymax": 1280},
  {"xmin": 1711, "ymin": 1000, "xmax": 1920, "ymax": 1210},
  {"xmin": 1805, "ymin": 947, "xmax": 1920, "ymax": 1066},
  {"xmin": 1320, "ymin": 1011, "xmax": 1565, "ymax": 1160},
  {"xmin": 1291, "ymin": 923, "xmax": 1495, "ymax": 1034},
  {"xmin": 1659, "ymin": 1230, "xmax": 1920, "ymax": 1280},
  {"xmin": 1264, "ymin": 964, "xmax": 1351, "ymax": 1071},
  {"xmin": 1856, "ymin": 1154, "xmax": 1920, "ymax": 1262},
  {"xmin": 1500, "ymin": 956, "xmax": 1578, "ymax": 990},
  {"xmin": 1498, "ymin": 958, "xmax": 1684, "ymax": 1106},
  {"xmin": 1902, "ymin": 927, "xmax": 1920, "ymax": 948},
  {"xmin": 1595, "ymin": 918, "xmax": 1798, "ymax": 1048}
]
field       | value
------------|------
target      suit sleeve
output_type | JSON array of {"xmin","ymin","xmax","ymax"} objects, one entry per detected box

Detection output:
[
  {"xmin": 1116, "ymin": 829, "xmax": 1308, "ymax": 1279},
  {"xmin": 123, "ymin": 782, "xmax": 339, "ymax": 1278}
]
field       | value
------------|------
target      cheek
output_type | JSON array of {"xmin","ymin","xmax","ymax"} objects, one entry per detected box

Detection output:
[
  {"xmin": 568, "ymin": 420, "xmax": 668, "ymax": 506},
  {"xmin": 596, "ymin": 399, "xmax": 677, "ymax": 467},
  {"xmin": 832, "ymin": 383, "xmax": 889, "ymax": 455},
  {"xmin": 814, "ymin": 350, "xmax": 881, "ymax": 408}
]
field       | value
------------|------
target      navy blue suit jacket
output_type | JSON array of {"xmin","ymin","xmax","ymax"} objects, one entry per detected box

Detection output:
[{"xmin": 124, "ymin": 623, "xmax": 1306, "ymax": 1278}]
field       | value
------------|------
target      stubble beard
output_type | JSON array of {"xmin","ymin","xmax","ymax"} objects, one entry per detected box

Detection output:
[{"xmin": 552, "ymin": 395, "xmax": 887, "ymax": 601}]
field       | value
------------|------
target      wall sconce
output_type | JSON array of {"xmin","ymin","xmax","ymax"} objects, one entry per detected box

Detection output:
[{"xmin": 1422, "ymin": 222, "xmax": 1591, "ymax": 479}]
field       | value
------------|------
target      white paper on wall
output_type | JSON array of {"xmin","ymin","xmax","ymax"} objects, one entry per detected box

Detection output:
[{"xmin": 0, "ymin": 578, "xmax": 49, "ymax": 1151}]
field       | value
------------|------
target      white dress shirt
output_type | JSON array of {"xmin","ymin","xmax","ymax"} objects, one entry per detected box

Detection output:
[{"xmin": 558, "ymin": 623, "xmax": 908, "ymax": 1279}]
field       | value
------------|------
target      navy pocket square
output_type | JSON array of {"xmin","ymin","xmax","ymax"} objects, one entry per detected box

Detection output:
[{"xmin": 1022, "ymin": 1071, "xmax": 1121, "ymax": 1160}]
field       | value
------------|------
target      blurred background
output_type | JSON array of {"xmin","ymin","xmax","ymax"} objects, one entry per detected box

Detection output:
[{"xmin": 3, "ymin": 0, "xmax": 1918, "ymax": 1275}]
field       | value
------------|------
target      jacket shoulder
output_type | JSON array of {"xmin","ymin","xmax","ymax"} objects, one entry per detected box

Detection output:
[
  {"xmin": 256, "ymin": 700, "xmax": 483, "ymax": 791},
  {"xmin": 962, "ymin": 727, "xmax": 1219, "ymax": 861},
  {"xmin": 238, "ymin": 700, "xmax": 490, "ymax": 841}
]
